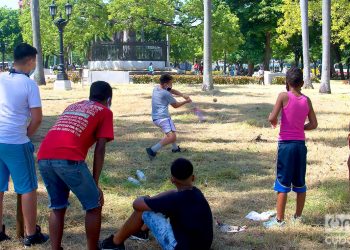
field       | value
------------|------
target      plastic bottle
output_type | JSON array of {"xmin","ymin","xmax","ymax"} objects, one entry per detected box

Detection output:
[
  {"xmin": 136, "ymin": 170, "xmax": 146, "ymax": 182},
  {"xmin": 128, "ymin": 177, "xmax": 141, "ymax": 186}
]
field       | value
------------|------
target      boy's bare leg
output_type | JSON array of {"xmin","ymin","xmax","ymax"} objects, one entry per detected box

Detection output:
[
  {"xmin": 86, "ymin": 207, "xmax": 102, "ymax": 250},
  {"xmin": 113, "ymin": 210, "xmax": 144, "ymax": 245},
  {"xmin": 276, "ymin": 192, "xmax": 288, "ymax": 221},
  {"xmin": 295, "ymin": 192, "xmax": 306, "ymax": 217},
  {"xmin": 160, "ymin": 132, "xmax": 176, "ymax": 147},
  {"xmin": 21, "ymin": 190, "xmax": 37, "ymax": 235},
  {"xmin": 49, "ymin": 208, "xmax": 66, "ymax": 250}
]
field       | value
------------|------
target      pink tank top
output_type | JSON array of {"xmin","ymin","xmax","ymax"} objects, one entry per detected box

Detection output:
[{"xmin": 279, "ymin": 92, "xmax": 309, "ymax": 141}]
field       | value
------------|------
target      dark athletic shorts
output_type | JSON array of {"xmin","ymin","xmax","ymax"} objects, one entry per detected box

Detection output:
[{"xmin": 274, "ymin": 141, "xmax": 307, "ymax": 193}]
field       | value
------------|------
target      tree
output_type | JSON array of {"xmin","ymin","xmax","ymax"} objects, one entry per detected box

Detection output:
[
  {"xmin": 202, "ymin": 0, "xmax": 213, "ymax": 91},
  {"xmin": 320, "ymin": 0, "xmax": 331, "ymax": 93},
  {"xmin": 228, "ymin": 0, "xmax": 283, "ymax": 71},
  {"xmin": 300, "ymin": 0, "xmax": 313, "ymax": 88},
  {"xmin": 31, "ymin": 0, "xmax": 45, "ymax": 85},
  {"xmin": 19, "ymin": 0, "xmax": 109, "ymax": 66},
  {"xmin": 0, "ymin": 8, "xmax": 23, "ymax": 61}
]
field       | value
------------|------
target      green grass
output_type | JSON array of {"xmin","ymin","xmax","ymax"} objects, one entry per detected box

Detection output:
[{"xmin": 1, "ymin": 81, "xmax": 350, "ymax": 249}]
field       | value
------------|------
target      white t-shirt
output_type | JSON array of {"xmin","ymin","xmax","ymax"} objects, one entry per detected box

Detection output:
[{"xmin": 0, "ymin": 72, "xmax": 42, "ymax": 144}]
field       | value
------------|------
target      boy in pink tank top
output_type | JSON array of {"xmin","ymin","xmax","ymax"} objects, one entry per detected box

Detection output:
[{"xmin": 264, "ymin": 67, "xmax": 318, "ymax": 228}]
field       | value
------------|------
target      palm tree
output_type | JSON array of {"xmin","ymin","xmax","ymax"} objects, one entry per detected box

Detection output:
[
  {"xmin": 300, "ymin": 0, "xmax": 313, "ymax": 89},
  {"xmin": 31, "ymin": 0, "xmax": 46, "ymax": 85},
  {"xmin": 202, "ymin": 0, "xmax": 213, "ymax": 91},
  {"xmin": 320, "ymin": 0, "xmax": 331, "ymax": 93}
]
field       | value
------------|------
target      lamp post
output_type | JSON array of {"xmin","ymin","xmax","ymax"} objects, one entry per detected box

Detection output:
[{"xmin": 49, "ymin": 0, "xmax": 73, "ymax": 90}]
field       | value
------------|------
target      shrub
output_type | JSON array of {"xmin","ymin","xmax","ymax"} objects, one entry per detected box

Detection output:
[
  {"xmin": 132, "ymin": 75, "xmax": 260, "ymax": 85},
  {"xmin": 272, "ymin": 76, "xmax": 286, "ymax": 85},
  {"xmin": 68, "ymin": 71, "xmax": 81, "ymax": 83}
]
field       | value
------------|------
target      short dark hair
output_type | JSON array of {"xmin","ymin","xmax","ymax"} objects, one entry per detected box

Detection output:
[
  {"xmin": 286, "ymin": 67, "xmax": 303, "ymax": 88},
  {"xmin": 14, "ymin": 43, "xmax": 37, "ymax": 63},
  {"xmin": 89, "ymin": 81, "xmax": 113, "ymax": 102},
  {"xmin": 160, "ymin": 74, "xmax": 173, "ymax": 85},
  {"xmin": 171, "ymin": 158, "xmax": 193, "ymax": 180}
]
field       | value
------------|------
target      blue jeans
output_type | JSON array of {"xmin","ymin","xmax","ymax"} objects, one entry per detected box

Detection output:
[
  {"xmin": 0, "ymin": 142, "xmax": 38, "ymax": 194},
  {"xmin": 39, "ymin": 160, "xmax": 100, "ymax": 211},
  {"xmin": 142, "ymin": 211, "xmax": 177, "ymax": 250}
]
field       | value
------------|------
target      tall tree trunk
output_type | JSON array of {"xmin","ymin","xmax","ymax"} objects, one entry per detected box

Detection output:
[
  {"xmin": 347, "ymin": 63, "xmax": 350, "ymax": 79},
  {"xmin": 263, "ymin": 32, "xmax": 272, "ymax": 71},
  {"xmin": 44, "ymin": 55, "xmax": 49, "ymax": 69},
  {"xmin": 294, "ymin": 51, "xmax": 300, "ymax": 67},
  {"xmin": 31, "ymin": 0, "xmax": 46, "ymax": 85},
  {"xmin": 224, "ymin": 51, "xmax": 227, "ymax": 74},
  {"xmin": 202, "ymin": 0, "xmax": 213, "ymax": 91},
  {"xmin": 320, "ymin": 0, "xmax": 331, "ymax": 93},
  {"xmin": 248, "ymin": 63, "xmax": 254, "ymax": 76},
  {"xmin": 332, "ymin": 43, "xmax": 345, "ymax": 80},
  {"xmin": 300, "ymin": 0, "xmax": 313, "ymax": 88}
]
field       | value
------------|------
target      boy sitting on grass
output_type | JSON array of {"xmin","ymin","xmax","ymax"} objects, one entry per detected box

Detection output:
[
  {"xmin": 37, "ymin": 81, "xmax": 114, "ymax": 250},
  {"xmin": 100, "ymin": 158, "xmax": 213, "ymax": 250},
  {"xmin": 146, "ymin": 74, "xmax": 192, "ymax": 160}
]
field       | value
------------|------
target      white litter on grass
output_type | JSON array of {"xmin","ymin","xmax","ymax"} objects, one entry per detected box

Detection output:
[
  {"xmin": 216, "ymin": 222, "xmax": 247, "ymax": 233},
  {"xmin": 245, "ymin": 211, "xmax": 276, "ymax": 221}
]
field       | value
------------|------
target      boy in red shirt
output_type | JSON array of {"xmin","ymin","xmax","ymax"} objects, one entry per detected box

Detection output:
[{"xmin": 37, "ymin": 81, "xmax": 114, "ymax": 250}]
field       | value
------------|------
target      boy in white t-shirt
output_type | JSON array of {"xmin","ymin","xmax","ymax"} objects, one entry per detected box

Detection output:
[{"xmin": 0, "ymin": 43, "xmax": 48, "ymax": 246}]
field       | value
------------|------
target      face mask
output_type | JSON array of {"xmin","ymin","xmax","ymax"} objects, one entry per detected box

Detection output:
[{"xmin": 167, "ymin": 87, "xmax": 172, "ymax": 91}]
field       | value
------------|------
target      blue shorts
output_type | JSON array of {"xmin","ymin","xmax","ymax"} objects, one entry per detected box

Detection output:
[
  {"xmin": 142, "ymin": 212, "xmax": 177, "ymax": 250},
  {"xmin": 274, "ymin": 141, "xmax": 307, "ymax": 193},
  {"xmin": 0, "ymin": 142, "xmax": 38, "ymax": 194},
  {"xmin": 38, "ymin": 160, "xmax": 100, "ymax": 211}
]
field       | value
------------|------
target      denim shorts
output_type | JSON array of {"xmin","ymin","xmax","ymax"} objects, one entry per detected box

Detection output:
[
  {"xmin": 274, "ymin": 141, "xmax": 307, "ymax": 193},
  {"xmin": 38, "ymin": 160, "xmax": 100, "ymax": 211},
  {"xmin": 0, "ymin": 142, "xmax": 38, "ymax": 194},
  {"xmin": 142, "ymin": 211, "xmax": 177, "ymax": 250},
  {"xmin": 154, "ymin": 118, "xmax": 176, "ymax": 134}
]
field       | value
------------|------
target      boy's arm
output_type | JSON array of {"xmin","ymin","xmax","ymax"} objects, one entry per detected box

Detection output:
[
  {"xmin": 268, "ymin": 93, "xmax": 285, "ymax": 128},
  {"xmin": 171, "ymin": 99, "xmax": 191, "ymax": 109},
  {"xmin": 27, "ymin": 107, "xmax": 43, "ymax": 137},
  {"xmin": 133, "ymin": 190, "xmax": 177, "ymax": 212},
  {"xmin": 170, "ymin": 89, "xmax": 190, "ymax": 100},
  {"xmin": 93, "ymin": 138, "xmax": 107, "ymax": 205},
  {"xmin": 93, "ymin": 138, "xmax": 107, "ymax": 185},
  {"xmin": 304, "ymin": 98, "xmax": 318, "ymax": 131}
]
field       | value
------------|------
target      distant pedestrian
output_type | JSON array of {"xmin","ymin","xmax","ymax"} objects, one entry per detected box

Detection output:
[{"xmin": 148, "ymin": 62, "xmax": 154, "ymax": 75}]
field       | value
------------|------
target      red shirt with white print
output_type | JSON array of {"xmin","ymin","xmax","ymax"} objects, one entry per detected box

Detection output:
[{"xmin": 38, "ymin": 100, "xmax": 114, "ymax": 161}]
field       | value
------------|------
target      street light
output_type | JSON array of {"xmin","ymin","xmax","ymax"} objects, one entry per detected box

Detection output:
[{"xmin": 49, "ymin": 0, "xmax": 73, "ymax": 90}]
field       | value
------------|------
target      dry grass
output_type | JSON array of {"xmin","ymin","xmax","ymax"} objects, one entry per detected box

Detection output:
[{"xmin": 1, "ymin": 81, "xmax": 350, "ymax": 249}]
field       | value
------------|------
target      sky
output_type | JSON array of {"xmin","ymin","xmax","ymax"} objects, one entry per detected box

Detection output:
[{"xmin": 0, "ymin": 0, "xmax": 18, "ymax": 9}]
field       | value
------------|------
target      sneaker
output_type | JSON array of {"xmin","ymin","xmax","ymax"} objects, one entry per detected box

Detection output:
[
  {"xmin": 172, "ymin": 146, "xmax": 186, "ymax": 153},
  {"xmin": 23, "ymin": 225, "xmax": 49, "ymax": 247},
  {"xmin": 291, "ymin": 215, "xmax": 304, "ymax": 225},
  {"xmin": 129, "ymin": 230, "xmax": 149, "ymax": 241},
  {"xmin": 263, "ymin": 217, "xmax": 286, "ymax": 229},
  {"xmin": 0, "ymin": 225, "xmax": 11, "ymax": 242},
  {"xmin": 100, "ymin": 235, "xmax": 125, "ymax": 250},
  {"xmin": 146, "ymin": 148, "xmax": 157, "ymax": 160}
]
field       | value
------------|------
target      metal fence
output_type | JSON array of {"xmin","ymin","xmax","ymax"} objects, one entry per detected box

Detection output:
[{"xmin": 91, "ymin": 42, "xmax": 167, "ymax": 62}]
